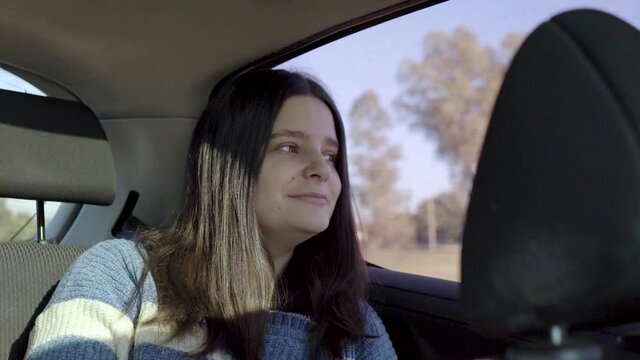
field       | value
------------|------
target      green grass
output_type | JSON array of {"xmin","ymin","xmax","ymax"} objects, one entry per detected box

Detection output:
[{"xmin": 363, "ymin": 245, "xmax": 461, "ymax": 282}]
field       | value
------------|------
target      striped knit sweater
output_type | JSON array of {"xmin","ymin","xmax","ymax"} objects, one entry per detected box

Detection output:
[{"xmin": 25, "ymin": 239, "xmax": 397, "ymax": 359}]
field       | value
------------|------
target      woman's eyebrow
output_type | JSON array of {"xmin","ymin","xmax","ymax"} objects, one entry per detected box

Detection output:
[
  {"xmin": 325, "ymin": 138, "xmax": 340, "ymax": 149},
  {"xmin": 270, "ymin": 129, "xmax": 305, "ymax": 140},
  {"xmin": 270, "ymin": 129, "xmax": 340, "ymax": 149}
]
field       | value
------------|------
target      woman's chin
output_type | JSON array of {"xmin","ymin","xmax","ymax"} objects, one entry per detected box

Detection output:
[{"xmin": 294, "ymin": 222, "xmax": 330, "ymax": 240}]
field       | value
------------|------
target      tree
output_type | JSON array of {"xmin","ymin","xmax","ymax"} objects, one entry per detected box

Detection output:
[
  {"xmin": 415, "ymin": 191, "xmax": 467, "ymax": 247},
  {"xmin": 396, "ymin": 27, "xmax": 525, "ymax": 191},
  {"xmin": 349, "ymin": 91, "xmax": 415, "ymax": 248}
]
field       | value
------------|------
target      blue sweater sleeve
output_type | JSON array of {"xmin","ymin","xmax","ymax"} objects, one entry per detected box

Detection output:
[
  {"xmin": 356, "ymin": 303, "xmax": 398, "ymax": 360},
  {"xmin": 25, "ymin": 239, "xmax": 145, "ymax": 360}
]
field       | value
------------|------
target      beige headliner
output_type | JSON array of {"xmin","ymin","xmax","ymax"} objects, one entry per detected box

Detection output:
[{"xmin": 0, "ymin": 0, "xmax": 414, "ymax": 119}]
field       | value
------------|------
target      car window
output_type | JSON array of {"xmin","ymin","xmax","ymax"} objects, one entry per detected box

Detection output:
[
  {"xmin": 277, "ymin": 0, "xmax": 640, "ymax": 281},
  {"xmin": 0, "ymin": 199, "xmax": 61, "ymax": 241},
  {"xmin": 0, "ymin": 66, "xmax": 64, "ymax": 242}
]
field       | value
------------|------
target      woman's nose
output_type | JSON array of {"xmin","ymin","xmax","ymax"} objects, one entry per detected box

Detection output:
[{"xmin": 303, "ymin": 153, "xmax": 331, "ymax": 180}]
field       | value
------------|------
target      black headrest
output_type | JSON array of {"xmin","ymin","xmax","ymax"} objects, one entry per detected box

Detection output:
[
  {"xmin": 0, "ymin": 90, "xmax": 115, "ymax": 205},
  {"xmin": 461, "ymin": 9, "xmax": 640, "ymax": 335}
]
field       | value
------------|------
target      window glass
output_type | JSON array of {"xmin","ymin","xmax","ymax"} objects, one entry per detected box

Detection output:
[
  {"xmin": 0, "ymin": 200, "xmax": 61, "ymax": 241},
  {"xmin": 277, "ymin": 0, "xmax": 640, "ymax": 281},
  {"xmin": 0, "ymin": 66, "xmax": 46, "ymax": 96},
  {"xmin": 0, "ymin": 67, "xmax": 64, "ymax": 242}
]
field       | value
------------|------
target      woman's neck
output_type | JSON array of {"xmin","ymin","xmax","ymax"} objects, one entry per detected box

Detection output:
[{"xmin": 272, "ymin": 249, "xmax": 294, "ymax": 277}]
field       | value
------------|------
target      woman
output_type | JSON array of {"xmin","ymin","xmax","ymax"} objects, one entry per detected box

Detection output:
[{"xmin": 26, "ymin": 70, "xmax": 397, "ymax": 359}]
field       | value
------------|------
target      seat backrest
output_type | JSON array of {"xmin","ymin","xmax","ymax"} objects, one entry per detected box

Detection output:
[
  {"xmin": 0, "ymin": 242, "xmax": 88, "ymax": 359},
  {"xmin": 461, "ymin": 8, "xmax": 640, "ymax": 336},
  {"xmin": 0, "ymin": 88, "xmax": 116, "ymax": 359}
]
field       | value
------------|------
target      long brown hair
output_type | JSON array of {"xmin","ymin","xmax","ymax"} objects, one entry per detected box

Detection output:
[{"xmin": 133, "ymin": 69, "xmax": 369, "ymax": 359}]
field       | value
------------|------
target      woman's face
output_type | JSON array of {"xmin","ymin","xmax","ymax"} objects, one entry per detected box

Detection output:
[{"xmin": 254, "ymin": 95, "xmax": 342, "ymax": 255}]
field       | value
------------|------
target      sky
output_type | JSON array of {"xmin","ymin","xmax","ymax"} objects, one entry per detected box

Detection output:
[{"xmin": 2, "ymin": 0, "xmax": 639, "ymax": 216}]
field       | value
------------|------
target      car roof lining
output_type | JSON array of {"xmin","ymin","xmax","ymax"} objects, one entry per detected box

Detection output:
[{"xmin": 0, "ymin": 0, "xmax": 443, "ymax": 120}]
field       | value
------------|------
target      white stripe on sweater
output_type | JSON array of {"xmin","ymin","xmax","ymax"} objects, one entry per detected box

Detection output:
[{"xmin": 26, "ymin": 298, "xmax": 134, "ymax": 360}]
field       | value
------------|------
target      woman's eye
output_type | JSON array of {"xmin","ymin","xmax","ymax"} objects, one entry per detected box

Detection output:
[
  {"xmin": 324, "ymin": 154, "xmax": 337, "ymax": 163},
  {"xmin": 277, "ymin": 144, "xmax": 297, "ymax": 153}
]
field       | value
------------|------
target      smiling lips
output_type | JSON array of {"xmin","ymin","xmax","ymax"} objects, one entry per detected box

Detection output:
[{"xmin": 288, "ymin": 192, "xmax": 329, "ymax": 205}]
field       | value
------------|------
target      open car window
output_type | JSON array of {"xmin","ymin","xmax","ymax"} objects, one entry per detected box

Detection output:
[{"xmin": 277, "ymin": 0, "xmax": 639, "ymax": 281}]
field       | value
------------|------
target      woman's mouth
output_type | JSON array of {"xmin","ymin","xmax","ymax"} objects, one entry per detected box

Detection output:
[{"xmin": 288, "ymin": 193, "xmax": 329, "ymax": 205}]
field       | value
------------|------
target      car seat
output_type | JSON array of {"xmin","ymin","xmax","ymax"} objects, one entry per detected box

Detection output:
[{"xmin": 461, "ymin": 9, "xmax": 640, "ymax": 359}]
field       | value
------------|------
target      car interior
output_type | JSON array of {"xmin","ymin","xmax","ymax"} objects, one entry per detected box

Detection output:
[{"xmin": 0, "ymin": 1, "xmax": 639, "ymax": 359}]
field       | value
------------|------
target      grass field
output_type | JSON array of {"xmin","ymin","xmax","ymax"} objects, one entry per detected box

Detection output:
[{"xmin": 363, "ymin": 244, "xmax": 461, "ymax": 282}]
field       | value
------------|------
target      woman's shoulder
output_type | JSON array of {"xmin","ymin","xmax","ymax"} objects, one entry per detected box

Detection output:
[
  {"xmin": 354, "ymin": 300, "xmax": 398, "ymax": 359},
  {"xmin": 73, "ymin": 239, "xmax": 147, "ymax": 280},
  {"xmin": 359, "ymin": 300, "xmax": 386, "ymax": 335},
  {"xmin": 86, "ymin": 237, "xmax": 145, "ymax": 259},
  {"xmin": 26, "ymin": 240, "xmax": 154, "ymax": 359},
  {"xmin": 46, "ymin": 238, "xmax": 152, "ymax": 315}
]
